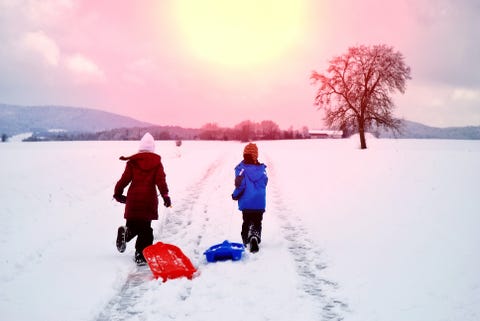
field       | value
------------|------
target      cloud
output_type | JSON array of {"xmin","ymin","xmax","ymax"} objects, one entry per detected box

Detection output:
[
  {"xmin": 22, "ymin": 31, "xmax": 60, "ymax": 66},
  {"xmin": 65, "ymin": 53, "xmax": 106, "ymax": 83},
  {"xmin": 396, "ymin": 81, "xmax": 480, "ymax": 127},
  {"xmin": 405, "ymin": 0, "xmax": 480, "ymax": 86},
  {"xmin": 17, "ymin": 30, "xmax": 106, "ymax": 85},
  {"xmin": 452, "ymin": 88, "xmax": 480, "ymax": 102}
]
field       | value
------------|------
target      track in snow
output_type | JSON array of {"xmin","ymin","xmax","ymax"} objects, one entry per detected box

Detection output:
[
  {"xmin": 265, "ymin": 155, "xmax": 348, "ymax": 321},
  {"xmin": 95, "ymin": 265, "xmax": 153, "ymax": 321}
]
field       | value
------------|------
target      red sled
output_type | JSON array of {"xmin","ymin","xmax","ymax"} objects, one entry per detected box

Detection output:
[{"xmin": 143, "ymin": 242, "xmax": 197, "ymax": 282}]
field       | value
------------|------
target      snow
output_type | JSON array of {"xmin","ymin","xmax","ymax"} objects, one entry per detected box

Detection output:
[
  {"xmin": 1, "ymin": 139, "xmax": 479, "ymax": 321},
  {"xmin": 7, "ymin": 133, "xmax": 32, "ymax": 142}
]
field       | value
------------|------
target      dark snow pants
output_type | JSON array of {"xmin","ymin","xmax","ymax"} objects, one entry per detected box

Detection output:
[
  {"xmin": 241, "ymin": 210, "xmax": 264, "ymax": 245},
  {"xmin": 125, "ymin": 219, "xmax": 154, "ymax": 254}
]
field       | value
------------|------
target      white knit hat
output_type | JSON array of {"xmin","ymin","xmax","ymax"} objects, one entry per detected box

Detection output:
[{"xmin": 139, "ymin": 132, "xmax": 155, "ymax": 152}]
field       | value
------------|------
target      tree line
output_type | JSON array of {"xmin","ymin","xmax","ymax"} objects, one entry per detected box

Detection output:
[
  {"xmin": 12, "ymin": 120, "xmax": 310, "ymax": 142},
  {"xmin": 198, "ymin": 120, "xmax": 309, "ymax": 141}
]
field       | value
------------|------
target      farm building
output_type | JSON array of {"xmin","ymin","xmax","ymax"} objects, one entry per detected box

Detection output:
[{"xmin": 308, "ymin": 129, "xmax": 343, "ymax": 139}]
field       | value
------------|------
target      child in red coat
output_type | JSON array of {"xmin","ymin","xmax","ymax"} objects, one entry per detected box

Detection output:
[{"xmin": 113, "ymin": 133, "xmax": 171, "ymax": 265}]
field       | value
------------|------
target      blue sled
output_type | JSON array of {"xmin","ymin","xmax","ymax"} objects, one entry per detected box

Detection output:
[{"xmin": 204, "ymin": 240, "xmax": 245, "ymax": 263}]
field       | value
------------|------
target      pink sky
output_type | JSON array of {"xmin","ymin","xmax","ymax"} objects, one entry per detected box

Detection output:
[{"xmin": 1, "ymin": 0, "xmax": 479, "ymax": 129}]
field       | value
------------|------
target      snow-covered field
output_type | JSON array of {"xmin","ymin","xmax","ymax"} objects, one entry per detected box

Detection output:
[{"xmin": 1, "ymin": 138, "xmax": 479, "ymax": 321}]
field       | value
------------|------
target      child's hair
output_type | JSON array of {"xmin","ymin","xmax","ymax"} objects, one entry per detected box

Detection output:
[{"xmin": 243, "ymin": 153, "xmax": 259, "ymax": 165}]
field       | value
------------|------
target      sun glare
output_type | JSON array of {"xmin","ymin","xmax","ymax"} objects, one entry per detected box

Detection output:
[{"xmin": 174, "ymin": 0, "xmax": 305, "ymax": 68}]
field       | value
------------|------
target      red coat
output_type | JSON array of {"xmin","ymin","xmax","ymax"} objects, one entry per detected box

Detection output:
[{"xmin": 114, "ymin": 152, "xmax": 169, "ymax": 220}]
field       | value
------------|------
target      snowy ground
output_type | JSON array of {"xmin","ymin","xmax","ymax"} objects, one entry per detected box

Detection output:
[{"xmin": 1, "ymin": 138, "xmax": 479, "ymax": 321}]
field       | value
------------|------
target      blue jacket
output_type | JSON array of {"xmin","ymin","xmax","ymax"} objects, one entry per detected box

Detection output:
[{"xmin": 232, "ymin": 161, "xmax": 268, "ymax": 211}]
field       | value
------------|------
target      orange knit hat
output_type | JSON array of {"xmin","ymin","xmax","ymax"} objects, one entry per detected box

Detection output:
[{"xmin": 243, "ymin": 143, "xmax": 258, "ymax": 160}]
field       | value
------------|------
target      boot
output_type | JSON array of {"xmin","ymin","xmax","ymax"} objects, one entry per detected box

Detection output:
[
  {"xmin": 116, "ymin": 226, "xmax": 127, "ymax": 253},
  {"xmin": 134, "ymin": 251, "xmax": 147, "ymax": 266},
  {"xmin": 249, "ymin": 236, "xmax": 259, "ymax": 253}
]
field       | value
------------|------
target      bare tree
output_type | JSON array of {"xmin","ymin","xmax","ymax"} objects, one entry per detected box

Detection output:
[
  {"xmin": 199, "ymin": 122, "xmax": 221, "ymax": 140},
  {"xmin": 259, "ymin": 120, "xmax": 281, "ymax": 139},
  {"xmin": 311, "ymin": 44, "xmax": 411, "ymax": 149},
  {"xmin": 234, "ymin": 120, "xmax": 256, "ymax": 142}
]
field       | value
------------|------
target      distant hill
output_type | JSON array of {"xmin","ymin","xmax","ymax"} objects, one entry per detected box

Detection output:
[
  {"xmin": 0, "ymin": 104, "xmax": 154, "ymax": 135},
  {"xmin": 2, "ymin": 104, "xmax": 480, "ymax": 140},
  {"xmin": 377, "ymin": 120, "xmax": 480, "ymax": 139}
]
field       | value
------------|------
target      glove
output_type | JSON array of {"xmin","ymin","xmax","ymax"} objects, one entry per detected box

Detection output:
[
  {"xmin": 234, "ymin": 175, "xmax": 243, "ymax": 187},
  {"xmin": 114, "ymin": 194, "xmax": 127, "ymax": 204},
  {"xmin": 162, "ymin": 195, "xmax": 171, "ymax": 208}
]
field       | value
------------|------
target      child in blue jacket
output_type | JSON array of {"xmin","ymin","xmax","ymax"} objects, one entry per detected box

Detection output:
[{"xmin": 232, "ymin": 143, "xmax": 268, "ymax": 253}]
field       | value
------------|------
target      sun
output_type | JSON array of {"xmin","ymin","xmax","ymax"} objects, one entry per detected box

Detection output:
[{"xmin": 173, "ymin": 0, "xmax": 305, "ymax": 68}]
